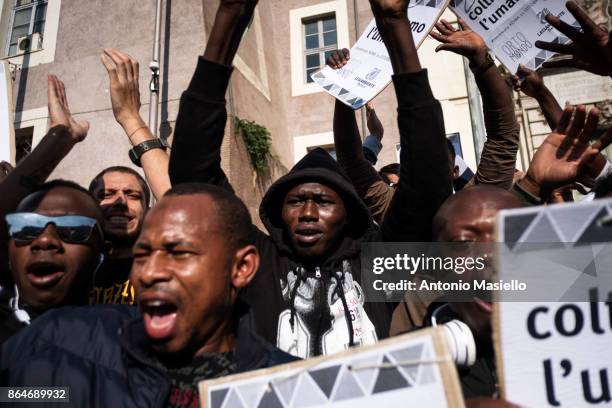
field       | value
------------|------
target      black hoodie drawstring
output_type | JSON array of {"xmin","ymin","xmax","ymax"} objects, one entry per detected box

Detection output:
[
  {"xmin": 288, "ymin": 266, "xmax": 305, "ymax": 332},
  {"xmin": 333, "ymin": 266, "xmax": 355, "ymax": 347}
]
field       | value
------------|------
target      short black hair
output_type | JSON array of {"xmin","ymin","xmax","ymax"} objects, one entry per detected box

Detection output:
[
  {"xmin": 89, "ymin": 166, "xmax": 151, "ymax": 207},
  {"xmin": 164, "ymin": 183, "xmax": 253, "ymax": 250},
  {"xmin": 17, "ymin": 179, "xmax": 103, "ymax": 221},
  {"xmin": 379, "ymin": 163, "xmax": 400, "ymax": 176}
]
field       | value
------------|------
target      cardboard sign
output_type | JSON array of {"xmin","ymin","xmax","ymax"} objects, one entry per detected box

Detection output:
[
  {"xmin": 495, "ymin": 199, "xmax": 612, "ymax": 407},
  {"xmin": 450, "ymin": 0, "xmax": 579, "ymax": 73},
  {"xmin": 0, "ymin": 61, "xmax": 15, "ymax": 164},
  {"xmin": 199, "ymin": 327, "xmax": 464, "ymax": 408},
  {"xmin": 312, "ymin": 0, "xmax": 449, "ymax": 110}
]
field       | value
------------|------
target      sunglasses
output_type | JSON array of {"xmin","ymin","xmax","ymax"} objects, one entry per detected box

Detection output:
[{"xmin": 5, "ymin": 212, "xmax": 103, "ymax": 244}]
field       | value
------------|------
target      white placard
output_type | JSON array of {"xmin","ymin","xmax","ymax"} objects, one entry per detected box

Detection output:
[
  {"xmin": 451, "ymin": 0, "xmax": 579, "ymax": 74},
  {"xmin": 0, "ymin": 61, "xmax": 15, "ymax": 164},
  {"xmin": 199, "ymin": 328, "xmax": 464, "ymax": 408},
  {"xmin": 312, "ymin": 0, "xmax": 450, "ymax": 110},
  {"xmin": 496, "ymin": 199, "xmax": 612, "ymax": 407}
]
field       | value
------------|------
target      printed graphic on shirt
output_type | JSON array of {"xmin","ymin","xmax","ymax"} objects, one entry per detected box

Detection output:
[
  {"xmin": 89, "ymin": 258, "xmax": 135, "ymax": 305},
  {"xmin": 277, "ymin": 260, "xmax": 378, "ymax": 358},
  {"xmin": 89, "ymin": 279, "xmax": 135, "ymax": 305}
]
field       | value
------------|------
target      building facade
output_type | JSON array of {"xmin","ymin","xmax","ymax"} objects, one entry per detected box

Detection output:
[{"xmin": 1, "ymin": 0, "xmax": 610, "ymax": 217}]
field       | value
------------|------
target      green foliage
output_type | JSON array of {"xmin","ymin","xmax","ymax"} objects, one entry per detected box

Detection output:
[{"xmin": 236, "ymin": 117, "xmax": 272, "ymax": 173}]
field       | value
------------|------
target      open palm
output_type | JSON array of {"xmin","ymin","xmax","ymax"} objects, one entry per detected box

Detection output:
[
  {"xmin": 430, "ymin": 19, "xmax": 487, "ymax": 59},
  {"xmin": 526, "ymin": 106, "xmax": 611, "ymax": 191},
  {"xmin": 47, "ymin": 75, "xmax": 89, "ymax": 142}
]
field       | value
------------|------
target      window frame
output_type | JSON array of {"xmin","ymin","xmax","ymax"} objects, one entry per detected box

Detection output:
[
  {"xmin": 289, "ymin": 0, "xmax": 349, "ymax": 97},
  {"xmin": 302, "ymin": 14, "xmax": 337, "ymax": 84},
  {"xmin": 5, "ymin": 0, "xmax": 48, "ymax": 57}
]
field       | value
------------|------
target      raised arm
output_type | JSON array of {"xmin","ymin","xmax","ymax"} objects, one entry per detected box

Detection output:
[
  {"xmin": 329, "ymin": 49, "xmax": 392, "ymax": 222},
  {"xmin": 510, "ymin": 65, "xmax": 562, "ymax": 130},
  {"xmin": 515, "ymin": 106, "xmax": 612, "ymax": 202},
  {"xmin": 0, "ymin": 76, "xmax": 89, "ymax": 276},
  {"xmin": 369, "ymin": 0, "xmax": 452, "ymax": 241},
  {"xmin": 101, "ymin": 48, "xmax": 171, "ymax": 200},
  {"xmin": 168, "ymin": 0, "xmax": 258, "ymax": 190},
  {"xmin": 432, "ymin": 19, "xmax": 519, "ymax": 190}
]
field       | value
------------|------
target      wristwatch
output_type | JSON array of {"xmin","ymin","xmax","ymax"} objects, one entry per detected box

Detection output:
[
  {"xmin": 129, "ymin": 138, "xmax": 169, "ymax": 167},
  {"xmin": 470, "ymin": 53, "xmax": 495, "ymax": 77}
]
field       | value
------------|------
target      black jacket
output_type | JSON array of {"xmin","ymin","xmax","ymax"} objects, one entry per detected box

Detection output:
[
  {"xmin": 168, "ymin": 58, "xmax": 452, "ymax": 358},
  {"xmin": 0, "ymin": 305, "xmax": 297, "ymax": 408}
]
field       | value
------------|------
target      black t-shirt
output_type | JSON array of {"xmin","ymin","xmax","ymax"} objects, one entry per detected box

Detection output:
[
  {"xmin": 166, "ymin": 351, "xmax": 237, "ymax": 408},
  {"xmin": 89, "ymin": 258, "xmax": 135, "ymax": 305}
]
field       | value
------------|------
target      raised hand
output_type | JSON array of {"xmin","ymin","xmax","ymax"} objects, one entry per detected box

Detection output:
[
  {"xmin": 366, "ymin": 103, "xmax": 384, "ymax": 139},
  {"xmin": 510, "ymin": 65, "xmax": 546, "ymax": 98},
  {"xmin": 535, "ymin": 1, "xmax": 612, "ymax": 77},
  {"xmin": 326, "ymin": 48, "xmax": 350, "ymax": 69},
  {"xmin": 522, "ymin": 105, "xmax": 612, "ymax": 197},
  {"xmin": 430, "ymin": 19, "xmax": 488, "ymax": 61},
  {"xmin": 100, "ymin": 48, "xmax": 145, "ymax": 136},
  {"xmin": 368, "ymin": 0, "xmax": 410, "ymax": 18},
  {"xmin": 47, "ymin": 75, "xmax": 89, "ymax": 142}
]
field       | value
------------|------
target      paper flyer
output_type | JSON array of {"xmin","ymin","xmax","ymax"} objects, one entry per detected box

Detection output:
[
  {"xmin": 312, "ymin": 0, "xmax": 449, "ymax": 110},
  {"xmin": 450, "ymin": 0, "xmax": 579, "ymax": 73}
]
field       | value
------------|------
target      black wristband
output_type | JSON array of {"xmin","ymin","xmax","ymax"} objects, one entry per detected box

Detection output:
[{"xmin": 129, "ymin": 138, "xmax": 169, "ymax": 167}]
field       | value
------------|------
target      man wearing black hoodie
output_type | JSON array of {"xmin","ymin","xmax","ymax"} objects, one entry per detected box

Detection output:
[{"xmin": 169, "ymin": 0, "xmax": 452, "ymax": 358}]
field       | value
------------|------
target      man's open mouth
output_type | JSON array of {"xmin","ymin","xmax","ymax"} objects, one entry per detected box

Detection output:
[
  {"xmin": 141, "ymin": 296, "xmax": 179, "ymax": 341},
  {"xmin": 26, "ymin": 262, "xmax": 65, "ymax": 288},
  {"xmin": 106, "ymin": 214, "xmax": 134, "ymax": 226}
]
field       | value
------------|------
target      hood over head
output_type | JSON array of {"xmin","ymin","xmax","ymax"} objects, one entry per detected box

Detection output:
[{"xmin": 259, "ymin": 148, "xmax": 373, "ymax": 258}]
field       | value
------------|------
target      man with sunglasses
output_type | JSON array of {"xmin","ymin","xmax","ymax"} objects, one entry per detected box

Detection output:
[{"xmin": 0, "ymin": 180, "xmax": 104, "ymax": 344}]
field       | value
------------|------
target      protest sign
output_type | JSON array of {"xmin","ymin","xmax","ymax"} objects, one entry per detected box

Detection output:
[
  {"xmin": 199, "ymin": 327, "xmax": 464, "ymax": 408},
  {"xmin": 495, "ymin": 199, "xmax": 612, "ymax": 407},
  {"xmin": 311, "ymin": 0, "xmax": 449, "ymax": 110},
  {"xmin": 450, "ymin": 0, "xmax": 579, "ymax": 73},
  {"xmin": 0, "ymin": 61, "xmax": 15, "ymax": 164}
]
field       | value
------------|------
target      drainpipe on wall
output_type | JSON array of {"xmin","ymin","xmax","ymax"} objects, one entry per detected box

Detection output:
[
  {"xmin": 462, "ymin": 57, "xmax": 486, "ymax": 164},
  {"xmin": 148, "ymin": 0, "xmax": 163, "ymax": 137},
  {"xmin": 353, "ymin": 0, "xmax": 367, "ymax": 140}
]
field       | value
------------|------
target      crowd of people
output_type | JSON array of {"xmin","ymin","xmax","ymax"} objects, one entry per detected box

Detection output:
[{"xmin": 0, "ymin": 0, "xmax": 611, "ymax": 406}]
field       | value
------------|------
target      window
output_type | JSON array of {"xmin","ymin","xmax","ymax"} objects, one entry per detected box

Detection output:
[
  {"xmin": 290, "ymin": 1, "xmax": 349, "ymax": 96},
  {"xmin": 15, "ymin": 126, "xmax": 33, "ymax": 163},
  {"xmin": 303, "ymin": 15, "xmax": 337, "ymax": 83},
  {"xmin": 6, "ymin": 0, "xmax": 47, "ymax": 56}
]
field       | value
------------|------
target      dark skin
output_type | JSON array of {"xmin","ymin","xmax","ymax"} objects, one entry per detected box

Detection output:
[
  {"xmin": 433, "ymin": 186, "xmax": 522, "ymax": 340},
  {"xmin": 510, "ymin": 67, "xmax": 609, "ymax": 185},
  {"xmin": 8, "ymin": 186, "xmax": 102, "ymax": 313},
  {"xmin": 510, "ymin": 65, "xmax": 562, "ymax": 130},
  {"xmin": 518, "ymin": 106, "xmax": 612, "ymax": 200},
  {"xmin": 0, "ymin": 161, "xmax": 13, "ymax": 184},
  {"xmin": 430, "ymin": 19, "xmax": 513, "ymax": 112},
  {"xmin": 536, "ymin": 1, "xmax": 612, "ymax": 77},
  {"xmin": 131, "ymin": 194, "xmax": 258, "ymax": 363},
  {"xmin": 281, "ymin": 182, "xmax": 347, "ymax": 264},
  {"xmin": 0, "ymin": 76, "xmax": 89, "ymax": 282}
]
